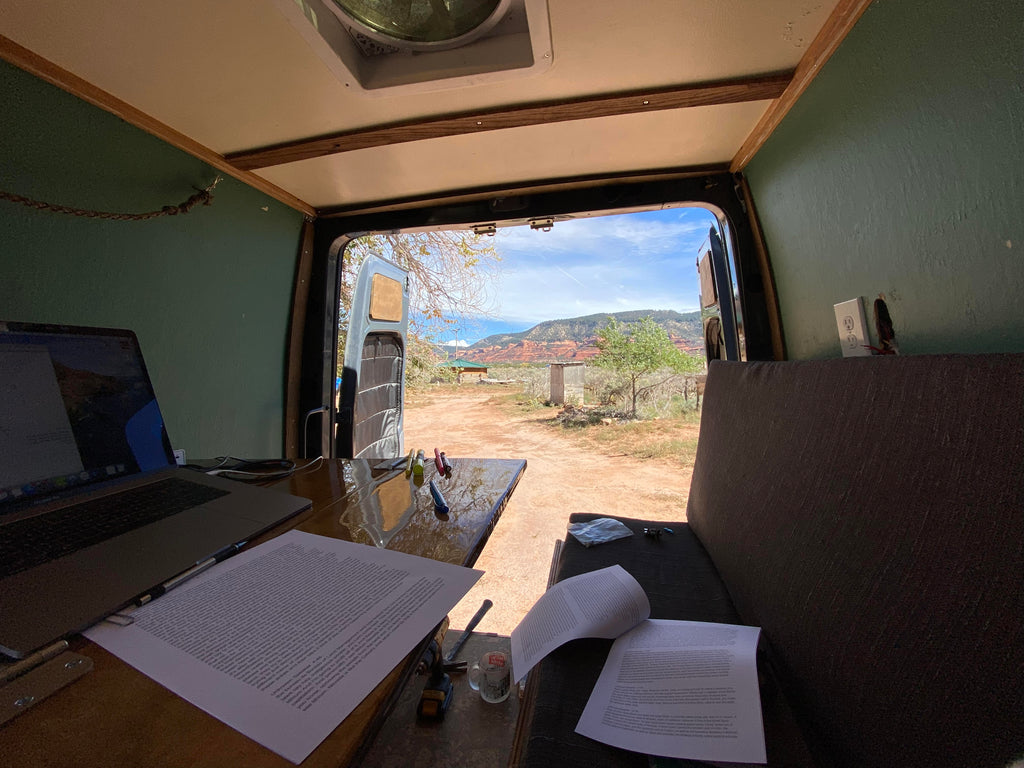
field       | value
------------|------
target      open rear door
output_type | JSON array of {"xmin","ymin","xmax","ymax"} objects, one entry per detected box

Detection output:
[
  {"xmin": 696, "ymin": 226, "xmax": 742, "ymax": 361},
  {"xmin": 336, "ymin": 256, "xmax": 409, "ymax": 459}
]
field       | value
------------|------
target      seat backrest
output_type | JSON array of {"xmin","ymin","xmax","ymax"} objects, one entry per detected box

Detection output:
[{"xmin": 686, "ymin": 355, "xmax": 1024, "ymax": 768}]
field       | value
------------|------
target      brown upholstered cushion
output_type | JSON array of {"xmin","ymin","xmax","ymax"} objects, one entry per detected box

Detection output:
[{"xmin": 687, "ymin": 355, "xmax": 1024, "ymax": 768}]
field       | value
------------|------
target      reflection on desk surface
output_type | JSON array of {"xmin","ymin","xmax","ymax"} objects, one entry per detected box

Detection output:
[{"xmin": 283, "ymin": 458, "xmax": 526, "ymax": 568}]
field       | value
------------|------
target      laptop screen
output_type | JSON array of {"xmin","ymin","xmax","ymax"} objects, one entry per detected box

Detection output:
[{"xmin": 0, "ymin": 322, "xmax": 175, "ymax": 510}]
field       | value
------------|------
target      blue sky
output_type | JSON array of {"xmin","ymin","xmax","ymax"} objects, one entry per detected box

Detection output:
[{"xmin": 445, "ymin": 206, "xmax": 719, "ymax": 345}]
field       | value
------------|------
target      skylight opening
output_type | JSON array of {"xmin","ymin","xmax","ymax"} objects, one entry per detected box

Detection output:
[{"xmin": 273, "ymin": 0, "xmax": 552, "ymax": 95}]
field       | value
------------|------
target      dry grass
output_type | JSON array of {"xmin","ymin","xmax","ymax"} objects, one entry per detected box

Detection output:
[
  {"xmin": 490, "ymin": 389, "xmax": 702, "ymax": 469},
  {"xmin": 408, "ymin": 368, "xmax": 703, "ymax": 469},
  {"xmin": 405, "ymin": 382, "xmax": 463, "ymax": 406}
]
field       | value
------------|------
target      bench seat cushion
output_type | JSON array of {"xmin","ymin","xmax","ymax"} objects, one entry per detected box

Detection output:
[
  {"xmin": 513, "ymin": 513, "xmax": 815, "ymax": 768},
  {"xmin": 687, "ymin": 355, "xmax": 1024, "ymax": 768}
]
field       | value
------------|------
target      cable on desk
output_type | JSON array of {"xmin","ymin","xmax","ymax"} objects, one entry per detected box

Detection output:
[
  {"xmin": 294, "ymin": 456, "xmax": 325, "ymax": 475},
  {"xmin": 182, "ymin": 456, "xmax": 323, "ymax": 483},
  {"xmin": 303, "ymin": 406, "xmax": 328, "ymax": 460}
]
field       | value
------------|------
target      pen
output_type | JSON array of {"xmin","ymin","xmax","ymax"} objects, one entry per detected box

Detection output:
[
  {"xmin": 137, "ymin": 541, "xmax": 246, "ymax": 605},
  {"xmin": 433, "ymin": 447, "xmax": 445, "ymax": 474},
  {"xmin": 1, "ymin": 639, "xmax": 69, "ymax": 683}
]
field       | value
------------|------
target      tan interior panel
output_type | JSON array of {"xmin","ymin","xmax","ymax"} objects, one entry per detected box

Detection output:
[{"xmin": 369, "ymin": 274, "xmax": 403, "ymax": 322}]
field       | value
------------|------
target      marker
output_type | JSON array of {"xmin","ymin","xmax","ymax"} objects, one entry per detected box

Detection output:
[
  {"xmin": 428, "ymin": 479, "xmax": 449, "ymax": 514},
  {"xmin": 440, "ymin": 452, "xmax": 453, "ymax": 475},
  {"xmin": 414, "ymin": 450, "xmax": 425, "ymax": 476},
  {"xmin": 404, "ymin": 449, "xmax": 415, "ymax": 477},
  {"xmin": 433, "ymin": 447, "xmax": 445, "ymax": 474}
]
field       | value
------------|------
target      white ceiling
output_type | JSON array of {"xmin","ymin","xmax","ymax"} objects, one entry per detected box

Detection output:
[{"xmin": 0, "ymin": 0, "xmax": 846, "ymax": 211}]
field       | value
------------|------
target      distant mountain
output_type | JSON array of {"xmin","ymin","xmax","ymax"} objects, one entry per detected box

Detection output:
[{"xmin": 457, "ymin": 310, "xmax": 704, "ymax": 364}]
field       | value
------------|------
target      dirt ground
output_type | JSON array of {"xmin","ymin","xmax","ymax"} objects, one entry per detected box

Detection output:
[{"xmin": 403, "ymin": 386, "xmax": 696, "ymax": 635}]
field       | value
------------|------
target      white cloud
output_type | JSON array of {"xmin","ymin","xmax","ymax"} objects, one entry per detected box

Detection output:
[
  {"xmin": 496, "ymin": 210, "xmax": 713, "ymax": 264},
  {"xmin": 484, "ymin": 208, "xmax": 714, "ymax": 324}
]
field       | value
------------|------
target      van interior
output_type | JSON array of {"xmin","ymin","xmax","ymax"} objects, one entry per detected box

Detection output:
[
  {"xmin": 1, "ymin": 0, "xmax": 1022, "ymax": 764},
  {"xmin": 5, "ymin": 0, "xmax": 1020, "ymax": 463}
]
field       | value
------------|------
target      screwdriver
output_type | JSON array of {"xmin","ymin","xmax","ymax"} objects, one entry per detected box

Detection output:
[{"xmin": 444, "ymin": 599, "xmax": 493, "ymax": 665}]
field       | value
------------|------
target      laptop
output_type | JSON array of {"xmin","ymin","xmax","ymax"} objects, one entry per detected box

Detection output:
[{"xmin": 0, "ymin": 321, "xmax": 312, "ymax": 658}]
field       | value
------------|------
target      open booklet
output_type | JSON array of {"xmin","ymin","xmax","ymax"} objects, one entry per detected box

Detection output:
[{"xmin": 510, "ymin": 565, "xmax": 766, "ymax": 765}]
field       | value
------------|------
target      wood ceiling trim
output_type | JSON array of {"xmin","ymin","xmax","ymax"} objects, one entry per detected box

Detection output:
[
  {"xmin": 318, "ymin": 163, "xmax": 732, "ymax": 218},
  {"xmin": 0, "ymin": 34, "xmax": 317, "ymax": 217},
  {"xmin": 226, "ymin": 73, "xmax": 793, "ymax": 171},
  {"xmin": 730, "ymin": 0, "xmax": 876, "ymax": 172}
]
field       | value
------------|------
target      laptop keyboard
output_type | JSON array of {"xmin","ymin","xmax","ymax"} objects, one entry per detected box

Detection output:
[{"xmin": 0, "ymin": 478, "xmax": 229, "ymax": 580}]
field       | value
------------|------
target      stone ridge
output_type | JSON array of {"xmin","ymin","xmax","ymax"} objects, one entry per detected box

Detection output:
[
  {"xmin": 454, "ymin": 310, "xmax": 705, "ymax": 364},
  {"xmin": 461, "ymin": 336, "xmax": 703, "ymax": 365}
]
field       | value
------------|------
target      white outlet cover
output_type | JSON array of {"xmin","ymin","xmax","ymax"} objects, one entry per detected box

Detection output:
[{"xmin": 834, "ymin": 298, "xmax": 871, "ymax": 357}]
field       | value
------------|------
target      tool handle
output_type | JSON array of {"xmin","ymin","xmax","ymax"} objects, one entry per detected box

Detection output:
[
  {"xmin": 444, "ymin": 599, "xmax": 493, "ymax": 663},
  {"xmin": 465, "ymin": 599, "xmax": 493, "ymax": 633}
]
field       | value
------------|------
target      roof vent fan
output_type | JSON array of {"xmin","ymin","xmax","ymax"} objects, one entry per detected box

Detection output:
[{"xmin": 274, "ymin": 0, "xmax": 552, "ymax": 95}]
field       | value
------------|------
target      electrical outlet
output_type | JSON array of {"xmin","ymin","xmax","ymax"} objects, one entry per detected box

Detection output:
[
  {"xmin": 834, "ymin": 298, "xmax": 871, "ymax": 357},
  {"xmin": 173, "ymin": 449, "xmax": 187, "ymax": 466}
]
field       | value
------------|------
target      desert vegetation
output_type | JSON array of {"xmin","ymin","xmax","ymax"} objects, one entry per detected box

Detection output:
[
  {"xmin": 487, "ymin": 364, "xmax": 703, "ymax": 417},
  {"xmin": 436, "ymin": 362, "xmax": 705, "ymax": 469}
]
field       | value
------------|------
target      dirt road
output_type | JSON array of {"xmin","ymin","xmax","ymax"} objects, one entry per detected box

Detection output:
[{"xmin": 403, "ymin": 387, "xmax": 695, "ymax": 635}]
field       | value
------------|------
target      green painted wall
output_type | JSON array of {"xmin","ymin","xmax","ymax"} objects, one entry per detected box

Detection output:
[
  {"xmin": 1, "ymin": 60, "xmax": 305, "ymax": 459},
  {"xmin": 745, "ymin": 0, "xmax": 1024, "ymax": 359}
]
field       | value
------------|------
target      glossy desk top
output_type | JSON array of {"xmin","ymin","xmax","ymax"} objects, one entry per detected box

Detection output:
[
  {"xmin": 280, "ymin": 457, "xmax": 526, "ymax": 568},
  {"xmin": 0, "ymin": 458, "xmax": 526, "ymax": 768}
]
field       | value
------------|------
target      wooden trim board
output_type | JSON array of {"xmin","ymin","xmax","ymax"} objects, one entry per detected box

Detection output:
[
  {"xmin": 285, "ymin": 219, "xmax": 317, "ymax": 458},
  {"xmin": 730, "ymin": 0, "xmax": 876, "ymax": 172},
  {"xmin": 317, "ymin": 164, "xmax": 730, "ymax": 218},
  {"xmin": 737, "ymin": 174, "xmax": 786, "ymax": 361},
  {"xmin": 226, "ymin": 73, "xmax": 793, "ymax": 171},
  {"xmin": 0, "ymin": 34, "xmax": 316, "ymax": 217}
]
